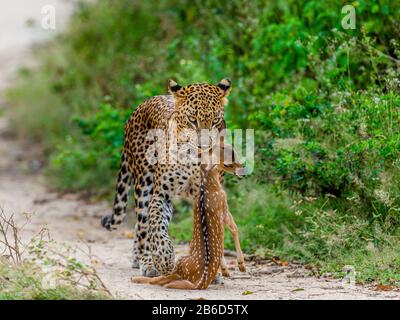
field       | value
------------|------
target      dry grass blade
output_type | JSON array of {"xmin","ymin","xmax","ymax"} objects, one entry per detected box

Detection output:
[
  {"xmin": 0, "ymin": 207, "xmax": 111, "ymax": 297},
  {"xmin": 28, "ymin": 235, "xmax": 112, "ymax": 296},
  {"xmin": 0, "ymin": 207, "xmax": 22, "ymax": 264}
]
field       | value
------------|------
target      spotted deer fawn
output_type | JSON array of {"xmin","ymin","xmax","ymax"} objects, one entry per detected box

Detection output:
[{"xmin": 132, "ymin": 144, "xmax": 246, "ymax": 289}]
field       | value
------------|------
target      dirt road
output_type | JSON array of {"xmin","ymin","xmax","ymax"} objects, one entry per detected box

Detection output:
[{"xmin": 0, "ymin": 0, "xmax": 399, "ymax": 300}]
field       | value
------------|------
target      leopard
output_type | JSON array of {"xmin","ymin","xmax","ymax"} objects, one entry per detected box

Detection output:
[{"xmin": 101, "ymin": 79, "xmax": 232, "ymax": 277}]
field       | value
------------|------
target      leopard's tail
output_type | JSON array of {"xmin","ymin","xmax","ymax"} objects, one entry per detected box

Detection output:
[{"xmin": 102, "ymin": 152, "xmax": 133, "ymax": 230}]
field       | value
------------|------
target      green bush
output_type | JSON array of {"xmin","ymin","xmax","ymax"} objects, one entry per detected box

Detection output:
[
  {"xmin": 49, "ymin": 104, "xmax": 130, "ymax": 194},
  {"xmin": 7, "ymin": 0, "xmax": 400, "ymax": 284}
]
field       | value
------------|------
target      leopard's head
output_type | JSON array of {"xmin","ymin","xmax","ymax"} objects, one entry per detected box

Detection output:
[{"xmin": 168, "ymin": 79, "xmax": 231, "ymax": 134}]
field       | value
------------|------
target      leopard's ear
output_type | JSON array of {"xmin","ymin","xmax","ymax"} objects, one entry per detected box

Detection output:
[
  {"xmin": 217, "ymin": 78, "xmax": 232, "ymax": 97},
  {"xmin": 168, "ymin": 79, "xmax": 184, "ymax": 97}
]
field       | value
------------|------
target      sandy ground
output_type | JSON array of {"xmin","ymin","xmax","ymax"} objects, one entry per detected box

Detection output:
[{"xmin": 0, "ymin": 0, "xmax": 399, "ymax": 300}]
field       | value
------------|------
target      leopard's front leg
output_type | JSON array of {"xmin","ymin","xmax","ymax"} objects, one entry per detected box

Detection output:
[
  {"xmin": 132, "ymin": 173, "xmax": 161, "ymax": 277},
  {"xmin": 147, "ymin": 187, "xmax": 175, "ymax": 275}
]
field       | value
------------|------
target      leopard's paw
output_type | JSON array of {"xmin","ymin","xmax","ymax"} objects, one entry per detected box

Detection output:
[{"xmin": 101, "ymin": 214, "xmax": 113, "ymax": 231}]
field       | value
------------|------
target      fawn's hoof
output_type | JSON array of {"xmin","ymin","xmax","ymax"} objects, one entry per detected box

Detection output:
[
  {"xmin": 238, "ymin": 262, "xmax": 246, "ymax": 272},
  {"xmin": 221, "ymin": 268, "xmax": 231, "ymax": 278},
  {"xmin": 212, "ymin": 273, "xmax": 224, "ymax": 285}
]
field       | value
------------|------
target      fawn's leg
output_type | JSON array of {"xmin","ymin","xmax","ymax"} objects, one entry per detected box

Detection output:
[
  {"xmin": 220, "ymin": 255, "xmax": 230, "ymax": 277},
  {"xmin": 131, "ymin": 276, "xmax": 154, "ymax": 284},
  {"xmin": 164, "ymin": 280, "xmax": 197, "ymax": 290},
  {"xmin": 131, "ymin": 274, "xmax": 180, "ymax": 285},
  {"xmin": 224, "ymin": 209, "xmax": 246, "ymax": 272},
  {"xmin": 150, "ymin": 274, "xmax": 181, "ymax": 285}
]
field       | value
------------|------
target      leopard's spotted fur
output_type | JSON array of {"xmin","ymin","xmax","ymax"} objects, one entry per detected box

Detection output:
[{"xmin": 101, "ymin": 79, "xmax": 231, "ymax": 276}]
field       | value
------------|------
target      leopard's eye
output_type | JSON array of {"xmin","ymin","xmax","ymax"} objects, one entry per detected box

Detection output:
[
  {"xmin": 212, "ymin": 117, "xmax": 221, "ymax": 124},
  {"xmin": 188, "ymin": 116, "xmax": 197, "ymax": 124}
]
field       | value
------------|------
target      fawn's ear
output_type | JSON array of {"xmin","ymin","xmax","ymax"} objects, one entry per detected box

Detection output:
[
  {"xmin": 234, "ymin": 166, "xmax": 247, "ymax": 177},
  {"xmin": 217, "ymin": 78, "xmax": 232, "ymax": 98},
  {"xmin": 200, "ymin": 163, "xmax": 216, "ymax": 173},
  {"xmin": 222, "ymin": 143, "xmax": 244, "ymax": 167},
  {"xmin": 221, "ymin": 143, "xmax": 235, "ymax": 164},
  {"xmin": 168, "ymin": 79, "xmax": 185, "ymax": 97}
]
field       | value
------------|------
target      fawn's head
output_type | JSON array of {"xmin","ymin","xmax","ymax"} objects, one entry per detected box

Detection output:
[{"xmin": 200, "ymin": 143, "xmax": 245, "ymax": 177}]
